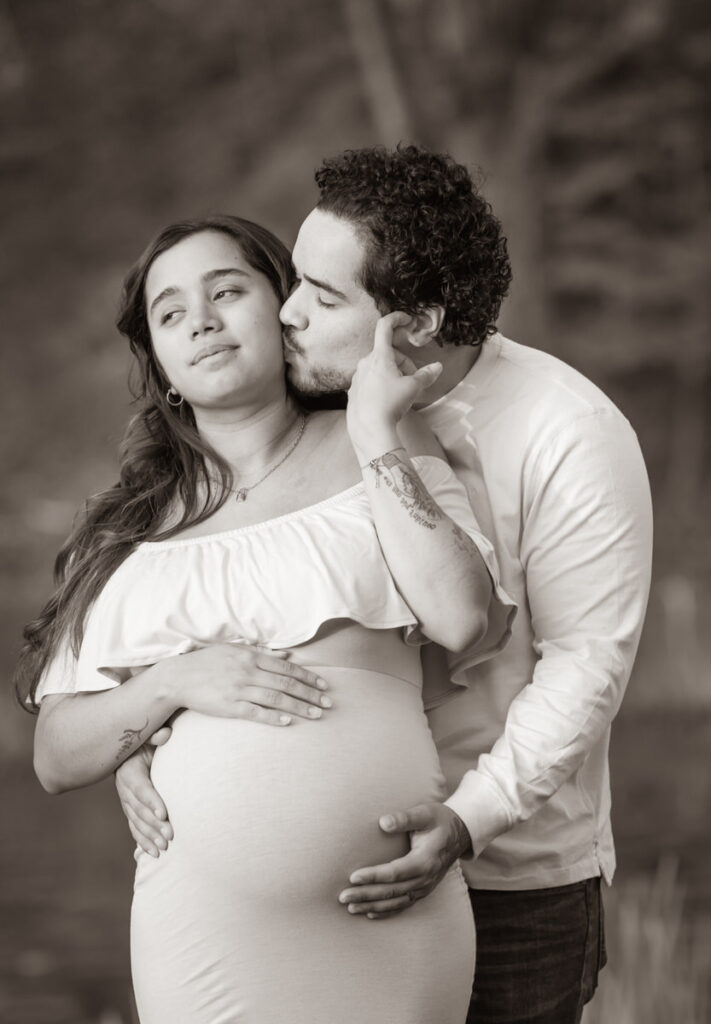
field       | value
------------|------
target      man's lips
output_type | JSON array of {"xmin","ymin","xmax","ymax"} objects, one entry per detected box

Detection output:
[
  {"xmin": 192, "ymin": 344, "xmax": 238, "ymax": 365},
  {"xmin": 282, "ymin": 332, "xmax": 303, "ymax": 356}
]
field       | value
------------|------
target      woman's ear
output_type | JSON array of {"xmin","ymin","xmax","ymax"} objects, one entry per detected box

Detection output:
[{"xmin": 399, "ymin": 306, "xmax": 445, "ymax": 348}]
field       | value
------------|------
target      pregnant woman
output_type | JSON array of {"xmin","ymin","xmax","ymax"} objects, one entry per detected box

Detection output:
[{"xmin": 19, "ymin": 216, "xmax": 511, "ymax": 1023}]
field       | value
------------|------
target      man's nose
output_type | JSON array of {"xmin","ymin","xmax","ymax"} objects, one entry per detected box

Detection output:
[{"xmin": 279, "ymin": 291, "xmax": 306, "ymax": 329}]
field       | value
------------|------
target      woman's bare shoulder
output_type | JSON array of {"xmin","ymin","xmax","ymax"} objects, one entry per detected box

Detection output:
[{"xmin": 305, "ymin": 410, "xmax": 360, "ymax": 479}]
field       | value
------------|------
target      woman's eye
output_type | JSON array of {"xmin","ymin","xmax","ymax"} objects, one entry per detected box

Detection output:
[
  {"xmin": 160, "ymin": 309, "xmax": 181, "ymax": 325},
  {"xmin": 317, "ymin": 295, "xmax": 335, "ymax": 309},
  {"xmin": 214, "ymin": 287, "xmax": 243, "ymax": 301}
]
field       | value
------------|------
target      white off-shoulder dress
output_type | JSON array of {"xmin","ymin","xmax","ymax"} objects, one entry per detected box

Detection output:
[{"xmin": 36, "ymin": 456, "xmax": 515, "ymax": 1024}]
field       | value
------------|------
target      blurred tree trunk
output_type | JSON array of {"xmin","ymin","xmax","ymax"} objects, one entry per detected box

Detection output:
[
  {"xmin": 341, "ymin": 0, "xmax": 418, "ymax": 143},
  {"xmin": 0, "ymin": 1, "xmax": 27, "ymax": 92}
]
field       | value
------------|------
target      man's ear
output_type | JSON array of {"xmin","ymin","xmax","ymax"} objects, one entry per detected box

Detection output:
[{"xmin": 397, "ymin": 306, "xmax": 445, "ymax": 348}]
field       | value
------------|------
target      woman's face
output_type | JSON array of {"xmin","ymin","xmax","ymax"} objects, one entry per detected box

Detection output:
[{"xmin": 145, "ymin": 230, "xmax": 285, "ymax": 412}]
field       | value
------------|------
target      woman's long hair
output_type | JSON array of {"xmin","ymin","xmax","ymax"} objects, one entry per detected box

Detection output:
[{"xmin": 16, "ymin": 215, "xmax": 294, "ymax": 711}]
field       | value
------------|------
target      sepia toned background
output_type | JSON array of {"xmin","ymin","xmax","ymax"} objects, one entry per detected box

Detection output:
[{"xmin": 1, "ymin": 1, "xmax": 709, "ymax": 1021}]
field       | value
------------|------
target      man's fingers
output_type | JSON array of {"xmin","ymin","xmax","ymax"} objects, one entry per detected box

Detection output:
[
  {"xmin": 128, "ymin": 819, "xmax": 162, "ymax": 859},
  {"xmin": 348, "ymin": 848, "xmax": 427, "ymax": 886},
  {"xmin": 379, "ymin": 804, "xmax": 437, "ymax": 834},
  {"xmin": 346, "ymin": 892, "xmax": 425, "ymax": 917},
  {"xmin": 116, "ymin": 771, "xmax": 169, "ymax": 823},
  {"xmin": 125, "ymin": 804, "xmax": 171, "ymax": 849},
  {"xmin": 148, "ymin": 726, "xmax": 172, "ymax": 746},
  {"xmin": 128, "ymin": 796, "xmax": 173, "ymax": 839},
  {"xmin": 339, "ymin": 876, "xmax": 429, "ymax": 905}
]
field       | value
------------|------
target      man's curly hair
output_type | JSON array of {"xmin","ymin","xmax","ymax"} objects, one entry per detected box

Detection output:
[{"xmin": 314, "ymin": 144, "xmax": 512, "ymax": 347}]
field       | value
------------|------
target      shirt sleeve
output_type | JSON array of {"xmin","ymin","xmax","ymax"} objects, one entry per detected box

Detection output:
[
  {"xmin": 444, "ymin": 410, "xmax": 653, "ymax": 855},
  {"xmin": 405, "ymin": 456, "xmax": 517, "ymax": 662},
  {"xmin": 32, "ymin": 634, "xmax": 121, "ymax": 704}
]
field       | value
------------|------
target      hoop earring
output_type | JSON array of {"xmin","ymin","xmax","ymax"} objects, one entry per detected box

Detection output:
[{"xmin": 166, "ymin": 387, "xmax": 184, "ymax": 408}]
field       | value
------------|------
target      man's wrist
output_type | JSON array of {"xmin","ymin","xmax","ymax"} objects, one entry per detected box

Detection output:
[{"xmin": 448, "ymin": 807, "xmax": 473, "ymax": 858}]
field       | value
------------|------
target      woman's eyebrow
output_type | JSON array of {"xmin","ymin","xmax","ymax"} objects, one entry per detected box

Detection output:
[
  {"xmin": 149, "ymin": 269, "xmax": 249, "ymax": 315},
  {"xmin": 201, "ymin": 268, "xmax": 250, "ymax": 284}
]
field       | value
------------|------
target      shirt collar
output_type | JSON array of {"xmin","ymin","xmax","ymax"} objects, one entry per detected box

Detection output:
[{"xmin": 420, "ymin": 333, "xmax": 503, "ymax": 435}]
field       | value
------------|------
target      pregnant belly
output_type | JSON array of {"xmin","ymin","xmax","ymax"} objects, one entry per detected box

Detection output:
[{"xmin": 143, "ymin": 667, "xmax": 446, "ymax": 905}]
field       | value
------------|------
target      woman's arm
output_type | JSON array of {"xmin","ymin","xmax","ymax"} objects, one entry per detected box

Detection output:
[
  {"xmin": 346, "ymin": 314, "xmax": 492, "ymax": 653},
  {"xmin": 34, "ymin": 645, "xmax": 330, "ymax": 794},
  {"xmin": 35, "ymin": 667, "xmax": 178, "ymax": 794}
]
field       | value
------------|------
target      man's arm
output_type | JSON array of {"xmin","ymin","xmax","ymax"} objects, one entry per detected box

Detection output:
[{"xmin": 341, "ymin": 408, "xmax": 653, "ymax": 917}]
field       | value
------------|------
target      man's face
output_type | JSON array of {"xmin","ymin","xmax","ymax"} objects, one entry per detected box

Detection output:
[{"xmin": 279, "ymin": 208, "xmax": 382, "ymax": 395}]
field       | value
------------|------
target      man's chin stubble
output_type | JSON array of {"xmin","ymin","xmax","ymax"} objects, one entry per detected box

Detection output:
[{"xmin": 286, "ymin": 364, "xmax": 351, "ymax": 398}]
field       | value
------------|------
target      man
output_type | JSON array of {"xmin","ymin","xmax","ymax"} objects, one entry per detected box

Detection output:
[{"xmin": 118, "ymin": 145, "xmax": 653, "ymax": 1023}]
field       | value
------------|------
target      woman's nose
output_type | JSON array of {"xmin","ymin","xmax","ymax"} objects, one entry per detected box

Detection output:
[{"xmin": 190, "ymin": 308, "xmax": 221, "ymax": 338}]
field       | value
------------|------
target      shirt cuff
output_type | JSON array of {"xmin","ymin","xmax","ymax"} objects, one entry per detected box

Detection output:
[{"xmin": 444, "ymin": 770, "xmax": 514, "ymax": 859}]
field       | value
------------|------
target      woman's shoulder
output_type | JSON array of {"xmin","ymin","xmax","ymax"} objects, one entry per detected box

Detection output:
[{"xmin": 306, "ymin": 409, "xmax": 351, "ymax": 454}]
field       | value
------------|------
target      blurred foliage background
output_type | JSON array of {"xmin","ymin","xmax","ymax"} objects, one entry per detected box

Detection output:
[{"xmin": 1, "ymin": 0, "xmax": 710, "ymax": 1021}]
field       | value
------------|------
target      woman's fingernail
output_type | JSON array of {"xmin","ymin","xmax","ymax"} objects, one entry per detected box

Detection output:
[
  {"xmin": 280, "ymin": 715, "xmax": 292, "ymax": 725},
  {"xmin": 307, "ymin": 707, "xmax": 322, "ymax": 718},
  {"xmin": 320, "ymin": 696, "xmax": 332, "ymax": 708}
]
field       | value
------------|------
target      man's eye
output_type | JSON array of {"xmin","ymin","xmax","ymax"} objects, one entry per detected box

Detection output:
[
  {"xmin": 214, "ymin": 287, "xmax": 243, "ymax": 300},
  {"xmin": 160, "ymin": 309, "xmax": 181, "ymax": 325}
]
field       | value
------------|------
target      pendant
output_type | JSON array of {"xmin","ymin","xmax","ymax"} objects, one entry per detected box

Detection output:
[{"xmin": 234, "ymin": 488, "xmax": 248, "ymax": 502}]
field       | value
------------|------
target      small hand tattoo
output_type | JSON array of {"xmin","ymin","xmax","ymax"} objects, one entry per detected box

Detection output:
[
  {"xmin": 367, "ymin": 451, "xmax": 443, "ymax": 528},
  {"xmin": 115, "ymin": 719, "xmax": 149, "ymax": 762}
]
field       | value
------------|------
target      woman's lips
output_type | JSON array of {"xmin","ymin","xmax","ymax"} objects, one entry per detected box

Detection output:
[{"xmin": 193, "ymin": 345, "xmax": 238, "ymax": 365}]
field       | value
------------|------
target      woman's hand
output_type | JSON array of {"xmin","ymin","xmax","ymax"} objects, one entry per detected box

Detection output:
[
  {"xmin": 346, "ymin": 312, "xmax": 443, "ymax": 464},
  {"xmin": 166, "ymin": 643, "xmax": 332, "ymax": 724},
  {"xmin": 115, "ymin": 645, "xmax": 332, "ymax": 856}
]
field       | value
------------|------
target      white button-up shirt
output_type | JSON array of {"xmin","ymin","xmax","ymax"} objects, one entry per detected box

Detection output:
[{"xmin": 421, "ymin": 334, "xmax": 653, "ymax": 890}]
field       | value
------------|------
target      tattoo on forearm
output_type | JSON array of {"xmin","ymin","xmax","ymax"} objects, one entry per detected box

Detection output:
[
  {"xmin": 444, "ymin": 812, "xmax": 473, "ymax": 863},
  {"xmin": 366, "ymin": 450, "xmax": 444, "ymax": 529},
  {"xmin": 451, "ymin": 520, "xmax": 475, "ymax": 557},
  {"xmin": 115, "ymin": 719, "xmax": 149, "ymax": 762}
]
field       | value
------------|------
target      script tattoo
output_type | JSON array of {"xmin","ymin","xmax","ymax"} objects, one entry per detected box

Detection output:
[
  {"xmin": 115, "ymin": 718, "xmax": 149, "ymax": 762},
  {"xmin": 368, "ymin": 451, "xmax": 444, "ymax": 529}
]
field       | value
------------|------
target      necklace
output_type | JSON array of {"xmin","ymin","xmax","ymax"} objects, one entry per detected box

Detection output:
[{"xmin": 231, "ymin": 413, "xmax": 308, "ymax": 502}]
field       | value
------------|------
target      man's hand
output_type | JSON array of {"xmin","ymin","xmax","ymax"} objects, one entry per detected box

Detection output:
[
  {"xmin": 338, "ymin": 803, "xmax": 472, "ymax": 920},
  {"xmin": 115, "ymin": 740, "xmax": 172, "ymax": 858}
]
